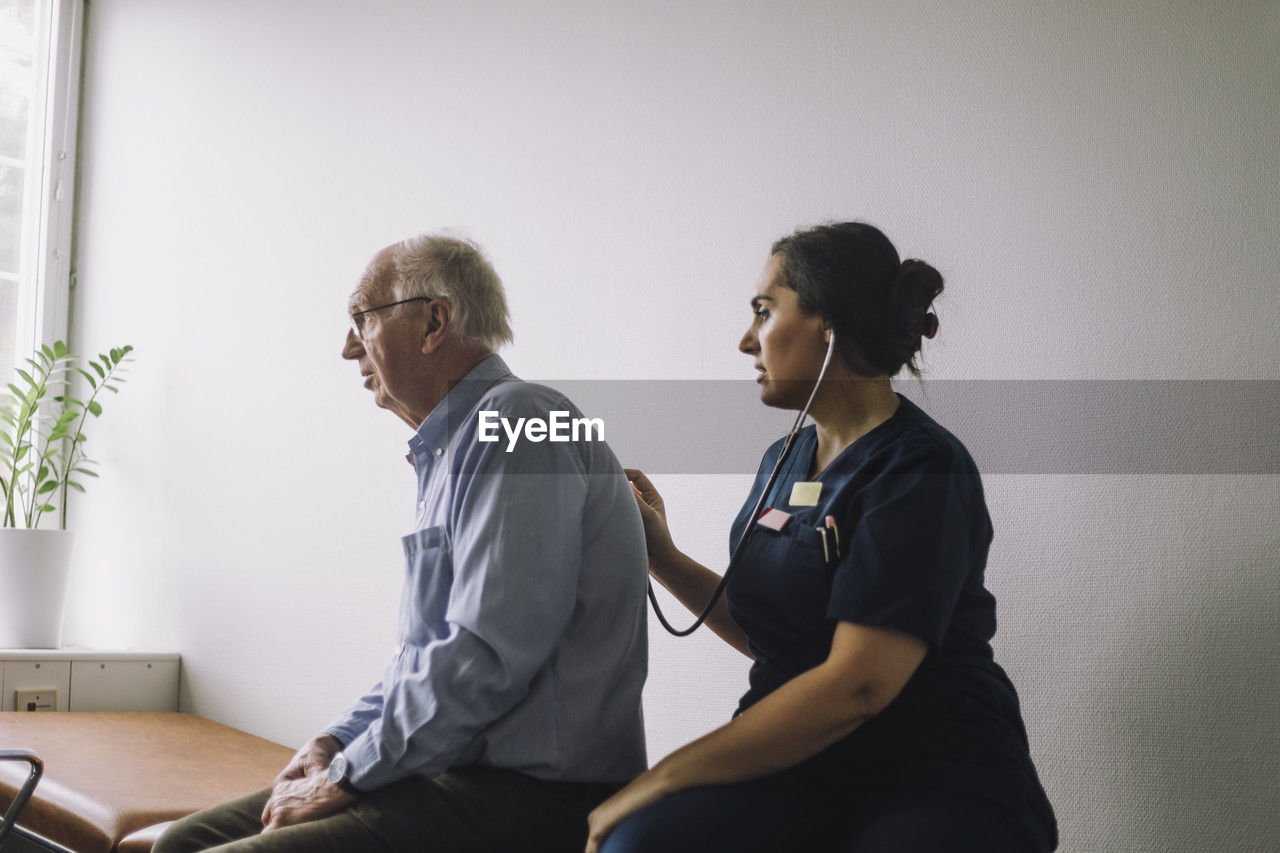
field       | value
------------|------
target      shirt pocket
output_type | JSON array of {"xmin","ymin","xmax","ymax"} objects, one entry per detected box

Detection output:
[
  {"xmin": 779, "ymin": 523, "xmax": 836, "ymax": 628},
  {"xmin": 400, "ymin": 525, "xmax": 453, "ymax": 644},
  {"xmin": 736, "ymin": 520, "xmax": 833, "ymax": 631}
]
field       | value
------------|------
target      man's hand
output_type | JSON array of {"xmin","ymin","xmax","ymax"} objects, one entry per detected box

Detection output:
[
  {"xmin": 260, "ymin": 734, "xmax": 354, "ymax": 832},
  {"xmin": 272, "ymin": 734, "xmax": 343, "ymax": 786},
  {"xmin": 260, "ymin": 770, "xmax": 356, "ymax": 832}
]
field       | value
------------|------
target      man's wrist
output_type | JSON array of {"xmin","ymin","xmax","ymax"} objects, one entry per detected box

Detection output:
[
  {"xmin": 330, "ymin": 776, "xmax": 361, "ymax": 795},
  {"xmin": 317, "ymin": 732, "xmax": 346, "ymax": 751}
]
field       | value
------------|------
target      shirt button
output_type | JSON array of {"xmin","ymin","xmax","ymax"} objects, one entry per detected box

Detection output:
[{"xmin": 434, "ymin": 448, "xmax": 443, "ymax": 456}]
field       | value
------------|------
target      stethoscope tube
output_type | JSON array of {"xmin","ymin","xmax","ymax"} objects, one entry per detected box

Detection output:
[{"xmin": 650, "ymin": 333, "xmax": 838, "ymax": 637}]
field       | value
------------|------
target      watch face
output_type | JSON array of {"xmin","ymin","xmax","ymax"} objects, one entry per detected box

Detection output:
[{"xmin": 328, "ymin": 753, "xmax": 347, "ymax": 784}]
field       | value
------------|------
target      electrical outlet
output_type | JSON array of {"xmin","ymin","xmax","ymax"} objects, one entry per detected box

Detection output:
[{"xmin": 15, "ymin": 689, "xmax": 57, "ymax": 712}]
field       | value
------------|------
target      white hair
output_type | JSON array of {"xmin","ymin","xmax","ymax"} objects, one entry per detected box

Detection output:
[{"xmin": 391, "ymin": 234, "xmax": 514, "ymax": 350}]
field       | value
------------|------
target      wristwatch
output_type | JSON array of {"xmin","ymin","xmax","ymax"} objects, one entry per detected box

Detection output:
[{"xmin": 327, "ymin": 752, "xmax": 360, "ymax": 794}]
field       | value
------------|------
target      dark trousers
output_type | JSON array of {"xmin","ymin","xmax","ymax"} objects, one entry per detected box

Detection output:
[
  {"xmin": 154, "ymin": 765, "xmax": 619, "ymax": 853},
  {"xmin": 598, "ymin": 773, "xmax": 1040, "ymax": 853}
]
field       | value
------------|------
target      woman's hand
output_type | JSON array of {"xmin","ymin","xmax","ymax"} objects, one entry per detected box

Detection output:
[
  {"xmin": 625, "ymin": 468, "xmax": 752, "ymax": 655},
  {"xmin": 585, "ymin": 768, "xmax": 671, "ymax": 853},
  {"xmin": 624, "ymin": 469, "xmax": 677, "ymax": 567}
]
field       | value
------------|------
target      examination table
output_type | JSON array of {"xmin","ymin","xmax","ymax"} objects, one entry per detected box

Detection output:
[{"xmin": 0, "ymin": 712, "xmax": 293, "ymax": 852}]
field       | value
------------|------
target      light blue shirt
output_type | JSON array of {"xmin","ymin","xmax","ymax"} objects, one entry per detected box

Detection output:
[{"xmin": 325, "ymin": 355, "xmax": 649, "ymax": 789}]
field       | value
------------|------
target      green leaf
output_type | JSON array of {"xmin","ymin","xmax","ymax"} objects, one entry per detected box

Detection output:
[
  {"xmin": 67, "ymin": 480, "xmax": 85, "ymax": 493},
  {"xmin": 16, "ymin": 368, "xmax": 35, "ymax": 386},
  {"xmin": 73, "ymin": 467, "xmax": 98, "ymax": 478},
  {"xmin": 75, "ymin": 368, "xmax": 97, "ymax": 389},
  {"xmin": 105, "ymin": 385, "xmax": 119, "ymax": 394},
  {"xmin": 41, "ymin": 344, "xmax": 55, "ymax": 362},
  {"xmin": 90, "ymin": 362, "xmax": 105, "ymax": 379},
  {"xmin": 109, "ymin": 348, "xmax": 122, "ymax": 363},
  {"xmin": 36, "ymin": 465, "xmax": 47, "ymax": 481},
  {"xmin": 38, "ymin": 503, "xmax": 55, "ymax": 513},
  {"xmin": 0, "ymin": 433, "xmax": 11, "ymax": 446},
  {"xmin": 52, "ymin": 341, "xmax": 67, "ymax": 359},
  {"xmin": 37, "ymin": 480, "xmax": 57, "ymax": 494},
  {"xmin": 99, "ymin": 354, "xmax": 111, "ymax": 370},
  {"xmin": 88, "ymin": 401, "xmax": 102, "ymax": 417},
  {"xmin": 15, "ymin": 445, "xmax": 28, "ymax": 462}
]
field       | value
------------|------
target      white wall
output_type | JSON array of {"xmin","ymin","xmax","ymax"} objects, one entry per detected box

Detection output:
[{"xmin": 64, "ymin": 1, "xmax": 1278, "ymax": 850}]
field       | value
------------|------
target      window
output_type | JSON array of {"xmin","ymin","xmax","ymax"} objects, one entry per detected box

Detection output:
[{"xmin": 0, "ymin": 0, "xmax": 81, "ymax": 381}]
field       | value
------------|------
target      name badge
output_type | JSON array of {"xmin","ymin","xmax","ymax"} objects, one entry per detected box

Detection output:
[
  {"xmin": 756, "ymin": 508, "xmax": 792, "ymax": 532},
  {"xmin": 789, "ymin": 481, "xmax": 822, "ymax": 507}
]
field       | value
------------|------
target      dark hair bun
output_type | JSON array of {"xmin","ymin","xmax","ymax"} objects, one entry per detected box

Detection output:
[
  {"xmin": 894, "ymin": 260, "xmax": 944, "ymax": 311},
  {"xmin": 893, "ymin": 259, "xmax": 944, "ymax": 344}
]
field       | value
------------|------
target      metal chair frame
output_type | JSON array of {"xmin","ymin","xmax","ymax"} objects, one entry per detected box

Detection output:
[{"xmin": 0, "ymin": 750, "xmax": 73, "ymax": 853}]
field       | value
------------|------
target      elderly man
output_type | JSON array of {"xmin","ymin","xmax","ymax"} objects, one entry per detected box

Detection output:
[{"xmin": 157, "ymin": 235, "xmax": 649, "ymax": 852}]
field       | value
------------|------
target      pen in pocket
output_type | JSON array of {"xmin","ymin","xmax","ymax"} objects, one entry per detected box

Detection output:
[{"xmin": 825, "ymin": 515, "xmax": 840, "ymax": 559}]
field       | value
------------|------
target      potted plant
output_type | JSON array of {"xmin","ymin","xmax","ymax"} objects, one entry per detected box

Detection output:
[{"xmin": 0, "ymin": 340, "xmax": 133, "ymax": 648}]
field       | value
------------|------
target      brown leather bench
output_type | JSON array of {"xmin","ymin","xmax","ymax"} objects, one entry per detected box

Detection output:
[{"xmin": 0, "ymin": 712, "xmax": 293, "ymax": 853}]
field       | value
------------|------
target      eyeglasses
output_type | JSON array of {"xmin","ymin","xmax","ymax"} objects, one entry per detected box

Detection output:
[{"xmin": 349, "ymin": 296, "xmax": 437, "ymax": 339}]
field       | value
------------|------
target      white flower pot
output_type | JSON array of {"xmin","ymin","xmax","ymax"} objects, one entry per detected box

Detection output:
[{"xmin": 0, "ymin": 529, "xmax": 74, "ymax": 648}]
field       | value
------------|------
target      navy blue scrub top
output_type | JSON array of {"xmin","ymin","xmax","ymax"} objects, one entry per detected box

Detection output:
[{"xmin": 726, "ymin": 394, "xmax": 1057, "ymax": 850}]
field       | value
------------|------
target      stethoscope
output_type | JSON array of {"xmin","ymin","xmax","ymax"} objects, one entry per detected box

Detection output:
[{"xmin": 650, "ymin": 331, "xmax": 839, "ymax": 637}]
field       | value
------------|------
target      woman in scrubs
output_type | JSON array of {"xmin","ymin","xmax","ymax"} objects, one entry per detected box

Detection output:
[{"xmin": 586, "ymin": 222, "xmax": 1057, "ymax": 852}]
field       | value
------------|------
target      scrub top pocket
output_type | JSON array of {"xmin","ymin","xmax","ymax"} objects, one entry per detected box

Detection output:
[
  {"xmin": 734, "ymin": 520, "xmax": 834, "ymax": 633},
  {"xmin": 779, "ymin": 524, "xmax": 835, "ymax": 628}
]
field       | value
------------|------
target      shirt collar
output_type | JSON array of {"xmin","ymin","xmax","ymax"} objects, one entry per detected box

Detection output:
[{"xmin": 408, "ymin": 354, "xmax": 515, "ymax": 458}]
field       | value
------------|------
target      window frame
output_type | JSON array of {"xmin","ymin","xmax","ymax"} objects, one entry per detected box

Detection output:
[{"xmin": 11, "ymin": 0, "xmax": 83, "ymax": 362}]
